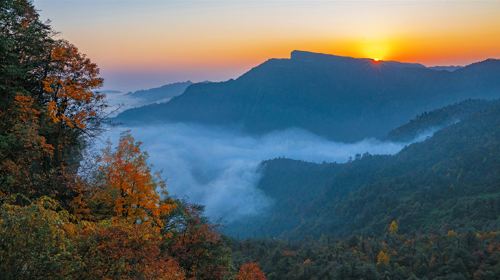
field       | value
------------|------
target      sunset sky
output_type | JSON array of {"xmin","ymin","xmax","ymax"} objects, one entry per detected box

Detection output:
[{"xmin": 35, "ymin": 0, "xmax": 500, "ymax": 91}]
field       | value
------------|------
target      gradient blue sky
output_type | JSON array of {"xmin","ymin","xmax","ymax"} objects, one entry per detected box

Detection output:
[{"xmin": 35, "ymin": 0, "xmax": 500, "ymax": 91}]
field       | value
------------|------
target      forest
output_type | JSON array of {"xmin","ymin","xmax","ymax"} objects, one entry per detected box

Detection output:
[
  {"xmin": 1, "ymin": 1, "xmax": 499, "ymax": 279},
  {"xmin": 0, "ymin": 1, "xmax": 250, "ymax": 279},
  {"xmin": 227, "ymin": 99, "xmax": 500, "ymax": 240}
]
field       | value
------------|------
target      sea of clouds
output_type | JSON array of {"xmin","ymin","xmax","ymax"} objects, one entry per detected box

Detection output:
[{"xmin": 94, "ymin": 122, "xmax": 428, "ymax": 223}]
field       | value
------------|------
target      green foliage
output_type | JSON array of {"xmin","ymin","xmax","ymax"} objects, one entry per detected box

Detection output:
[
  {"xmin": 231, "ymin": 231, "xmax": 500, "ymax": 280},
  {"xmin": 0, "ymin": 0, "xmax": 54, "ymax": 197},
  {"xmin": 228, "ymin": 99, "xmax": 500, "ymax": 239},
  {"xmin": 0, "ymin": 196, "xmax": 81, "ymax": 279},
  {"xmin": 163, "ymin": 202, "xmax": 234, "ymax": 279},
  {"xmin": 0, "ymin": 2, "xmax": 233, "ymax": 279},
  {"xmin": 386, "ymin": 99, "xmax": 493, "ymax": 142},
  {"xmin": 2, "ymin": 2, "xmax": 500, "ymax": 279}
]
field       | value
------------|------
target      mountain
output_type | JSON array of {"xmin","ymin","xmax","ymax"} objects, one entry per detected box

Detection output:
[
  {"xmin": 226, "ymin": 99, "xmax": 500, "ymax": 239},
  {"xmin": 116, "ymin": 51, "xmax": 500, "ymax": 141},
  {"xmin": 429, "ymin": 65, "xmax": 463, "ymax": 72},
  {"xmin": 128, "ymin": 81, "xmax": 194, "ymax": 103},
  {"xmin": 385, "ymin": 99, "xmax": 492, "ymax": 141}
]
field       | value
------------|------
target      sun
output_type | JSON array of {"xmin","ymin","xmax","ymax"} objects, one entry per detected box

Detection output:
[{"xmin": 360, "ymin": 41, "xmax": 389, "ymax": 62}]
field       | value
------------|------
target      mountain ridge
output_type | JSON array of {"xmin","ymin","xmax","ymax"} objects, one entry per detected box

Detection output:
[
  {"xmin": 116, "ymin": 50, "xmax": 500, "ymax": 141},
  {"xmin": 226, "ymin": 99, "xmax": 500, "ymax": 239}
]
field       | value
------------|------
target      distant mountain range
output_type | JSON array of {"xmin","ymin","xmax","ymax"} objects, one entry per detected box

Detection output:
[
  {"xmin": 116, "ymin": 50, "xmax": 500, "ymax": 141},
  {"xmin": 225, "ymin": 99, "xmax": 500, "ymax": 238},
  {"xmin": 128, "ymin": 81, "xmax": 194, "ymax": 103},
  {"xmin": 429, "ymin": 65, "xmax": 463, "ymax": 72}
]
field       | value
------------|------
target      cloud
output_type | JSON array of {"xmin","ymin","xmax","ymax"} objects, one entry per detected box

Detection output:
[{"xmin": 96, "ymin": 123, "xmax": 421, "ymax": 222}]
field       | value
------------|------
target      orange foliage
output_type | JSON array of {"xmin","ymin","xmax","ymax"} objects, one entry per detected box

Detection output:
[
  {"xmin": 166, "ymin": 204, "xmax": 231, "ymax": 279},
  {"xmin": 98, "ymin": 132, "xmax": 175, "ymax": 229},
  {"xmin": 0, "ymin": 94, "xmax": 54, "ymax": 195},
  {"xmin": 376, "ymin": 250, "xmax": 390, "ymax": 265},
  {"xmin": 42, "ymin": 40, "xmax": 104, "ymax": 130},
  {"xmin": 77, "ymin": 221, "xmax": 185, "ymax": 280},
  {"xmin": 237, "ymin": 262, "xmax": 266, "ymax": 280}
]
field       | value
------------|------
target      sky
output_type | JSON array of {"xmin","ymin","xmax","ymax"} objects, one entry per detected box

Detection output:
[{"xmin": 35, "ymin": 0, "xmax": 500, "ymax": 91}]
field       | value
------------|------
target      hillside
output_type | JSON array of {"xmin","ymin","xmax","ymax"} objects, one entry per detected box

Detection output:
[
  {"xmin": 116, "ymin": 51, "xmax": 500, "ymax": 141},
  {"xmin": 226, "ymin": 99, "xmax": 500, "ymax": 239},
  {"xmin": 386, "ymin": 99, "xmax": 492, "ymax": 141},
  {"xmin": 128, "ymin": 81, "xmax": 193, "ymax": 103}
]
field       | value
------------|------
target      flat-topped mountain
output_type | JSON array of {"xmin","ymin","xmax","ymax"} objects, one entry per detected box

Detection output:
[{"xmin": 116, "ymin": 50, "xmax": 500, "ymax": 141}]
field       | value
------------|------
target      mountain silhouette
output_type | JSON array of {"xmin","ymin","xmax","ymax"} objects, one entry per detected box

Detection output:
[
  {"xmin": 116, "ymin": 50, "xmax": 500, "ymax": 141},
  {"xmin": 128, "ymin": 81, "xmax": 194, "ymax": 103}
]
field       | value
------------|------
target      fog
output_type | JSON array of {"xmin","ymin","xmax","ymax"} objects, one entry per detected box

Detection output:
[
  {"xmin": 102, "ymin": 91, "xmax": 170, "ymax": 117},
  {"xmin": 96, "ymin": 122, "xmax": 430, "ymax": 223}
]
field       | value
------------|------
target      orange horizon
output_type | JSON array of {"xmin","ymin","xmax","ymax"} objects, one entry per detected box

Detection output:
[{"xmin": 35, "ymin": 0, "xmax": 500, "ymax": 90}]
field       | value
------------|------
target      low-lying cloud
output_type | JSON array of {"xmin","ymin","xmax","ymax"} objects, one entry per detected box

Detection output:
[{"xmin": 97, "ymin": 123, "xmax": 424, "ymax": 223}]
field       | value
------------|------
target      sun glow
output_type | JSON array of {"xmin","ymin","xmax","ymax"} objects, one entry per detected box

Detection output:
[{"xmin": 360, "ymin": 41, "xmax": 390, "ymax": 61}]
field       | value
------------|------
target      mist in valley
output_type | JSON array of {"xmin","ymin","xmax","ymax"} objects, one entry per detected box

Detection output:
[{"xmin": 96, "ymin": 122, "xmax": 430, "ymax": 223}]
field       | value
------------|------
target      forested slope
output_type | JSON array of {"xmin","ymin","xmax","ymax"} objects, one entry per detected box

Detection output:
[
  {"xmin": 228, "ymin": 99, "xmax": 500, "ymax": 239},
  {"xmin": 0, "ymin": 2, "xmax": 258, "ymax": 279}
]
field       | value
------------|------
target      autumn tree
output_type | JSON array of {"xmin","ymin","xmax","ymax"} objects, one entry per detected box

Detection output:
[
  {"xmin": 1, "ymin": 2, "xmax": 233, "ymax": 279},
  {"xmin": 41, "ymin": 39, "xmax": 105, "ymax": 171},
  {"xmin": 95, "ymin": 132, "xmax": 175, "ymax": 229},
  {"xmin": 376, "ymin": 250, "xmax": 390, "ymax": 266},
  {"xmin": 388, "ymin": 220, "xmax": 399, "ymax": 235},
  {"xmin": 0, "ymin": 0, "xmax": 54, "ymax": 197},
  {"xmin": 165, "ymin": 203, "xmax": 232, "ymax": 279},
  {"xmin": 237, "ymin": 262, "xmax": 266, "ymax": 280},
  {"xmin": 0, "ymin": 196, "xmax": 81, "ymax": 279},
  {"xmin": 75, "ymin": 221, "xmax": 185, "ymax": 280},
  {"xmin": 0, "ymin": 95, "xmax": 53, "ymax": 196},
  {"xmin": 1, "ymin": 1, "xmax": 105, "ymax": 206}
]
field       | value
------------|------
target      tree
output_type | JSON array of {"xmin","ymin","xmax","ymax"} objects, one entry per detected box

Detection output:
[
  {"xmin": 0, "ymin": 0, "xmax": 52, "ymax": 104},
  {"xmin": 237, "ymin": 262, "xmax": 267, "ymax": 280},
  {"xmin": 165, "ymin": 203, "xmax": 232, "ymax": 279},
  {"xmin": 389, "ymin": 220, "xmax": 399, "ymax": 235},
  {"xmin": 75, "ymin": 221, "xmax": 185, "ymax": 280},
  {"xmin": 42, "ymin": 40, "xmax": 105, "ymax": 169},
  {"xmin": 0, "ymin": 95, "xmax": 53, "ymax": 196},
  {"xmin": 97, "ymin": 132, "xmax": 175, "ymax": 229},
  {"xmin": 0, "ymin": 196, "xmax": 81, "ymax": 279},
  {"xmin": 376, "ymin": 250, "xmax": 390, "ymax": 266},
  {"xmin": 0, "ymin": 0, "xmax": 54, "ymax": 197},
  {"xmin": 1, "ymin": 1, "xmax": 104, "ymax": 206}
]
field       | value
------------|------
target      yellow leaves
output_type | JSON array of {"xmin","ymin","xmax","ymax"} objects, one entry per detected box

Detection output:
[
  {"xmin": 388, "ymin": 220, "xmax": 399, "ymax": 235},
  {"xmin": 62, "ymin": 223, "xmax": 77, "ymax": 236},
  {"xmin": 447, "ymin": 230, "xmax": 457, "ymax": 238},
  {"xmin": 51, "ymin": 45, "xmax": 68, "ymax": 61},
  {"xmin": 42, "ymin": 76, "xmax": 58, "ymax": 94},
  {"xmin": 13, "ymin": 94, "xmax": 39, "ymax": 123},
  {"xmin": 376, "ymin": 250, "xmax": 390, "ymax": 265},
  {"xmin": 98, "ymin": 132, "xmax": 175, "ymax": 231},
  {"xmin": 42, "ymin": 40, "xmax": 104, "ymax": 130},
  {"xmin": 0, "ymin": 197, "xmax": 81, "ymax": 277},
  {"xmin": 47, "ymin": 100, "xmax": 59, "ymax": 123}
]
